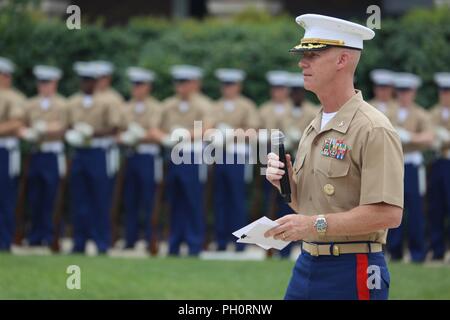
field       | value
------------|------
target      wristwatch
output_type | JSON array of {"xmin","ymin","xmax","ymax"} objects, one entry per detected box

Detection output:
[{"xmin": 314, "ymin": 215, "xmax": 328, "ymax": 234}]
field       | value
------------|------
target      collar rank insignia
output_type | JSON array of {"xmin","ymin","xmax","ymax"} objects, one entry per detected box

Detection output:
[{"xmin": 320, "ymin": 138, "xmax": 350, "ymax": 160}]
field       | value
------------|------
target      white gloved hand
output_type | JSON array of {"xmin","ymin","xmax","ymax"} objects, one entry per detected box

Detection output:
[
  {"xmin": 21, "ymin": 128, "xmax": 40, "ymax": 142},
  {"xmin": 32, "ymin": 120, "xmax": 47, "ymax": 134},
  {"xmin": 161, "ymin": 135, "xmax": 177, "ymax": 148},
  {"xmin": 119, "ymin": 131, "xmax": 138, "ymax": 146},
  {"xmin": 65, "ymin": 129, "xmax": 85, "ymax": 147},
  {"xmin": 435, "ymin": 126, "xmax": 450, "ymax": 143},
  {"xmin": 395, "ymin": 127, "xmax": 412, "ymax": 144},
  {"xmin": 74, "ymin": 122, "xmax": 94, "ymax": 138},
  {"xmin": 128, "ymin": 122, "xmax": 147, "ymax": 140}
]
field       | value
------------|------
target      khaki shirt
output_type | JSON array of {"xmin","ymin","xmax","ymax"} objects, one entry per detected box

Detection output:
[
  {"xmin": 259, "ymin": 100, "xmax": 293, "ymax": 130},
  {"xmin": 293, "ymin": 91, "xmax": 404, "ymax": 244},
  {"xmin": 67, "ymin": 92, "xmax": 122, "ymax": 131},
  {"xmin": 281, "ymin": 101, "xmax": 318, "ymax": 135},
  {"xmin": 368, "ymin": 99, "xmax": 397, "ymax": 124},
  {"xmin": 160, "ymin": 94, "xmax": 210, "ymax": 132},
  {"xmin": 430, "ymin": 104, "xmax": 450, "ymax": 151},
  {"xmin": 393, "ymin": 103, "xmax": 432, "ymax": 153},
  {"xmin": 0, "ymin": 87, "xmax": 25, "ymax": 122},
  {"xmin": 209, "ymin": 95, "xmax": 259, "ymax": 130},
  {"xmin": 122, "ymin": 96, "xmax": 162, "ymax": 130},
  {"xmin": 24, "ymin": 94, "xmax": 69, "ymax": 128},
  {"xmin": 99, "ymin": 88, "xmax": 124, "ymax": 105}
]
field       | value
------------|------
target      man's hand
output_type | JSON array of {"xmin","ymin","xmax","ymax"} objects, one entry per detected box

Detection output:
[
  {"xmin": 264, "ymin": 214, "xmax": 314, "ymax": 242},
  {"xmin": 266, "ymin": 152, "xmax": 293, "ymax": 192}
]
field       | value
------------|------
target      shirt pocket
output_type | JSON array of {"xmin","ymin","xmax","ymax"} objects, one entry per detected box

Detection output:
[{"xmin": 316, "ymin": 157, "xmax": 351, "ymax": 178}]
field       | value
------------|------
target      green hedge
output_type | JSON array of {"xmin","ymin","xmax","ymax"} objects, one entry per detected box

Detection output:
[{"xmin": 1, "ymin": 2, "xmax": 450, "ymax": 107}]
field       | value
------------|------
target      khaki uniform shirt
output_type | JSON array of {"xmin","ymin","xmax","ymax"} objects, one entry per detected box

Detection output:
[
  {"xmin": 292, "ymin": 91, "xmax": 404, "ymax": 244},
  {"xmin": 122, "ymin": 96, "xmax": 162, "ymax": 130},
  {"xmin": 368, "ymin": 99, "xmax": 397, "ymax": 124},
  {"xmin": 160, "ymin": 94, "xmax": 210, "ymax": 132},
  {"xmin": 0, "ymin": 87, "xmax": 25, "ymax": 123},
  {"xmin": 259, "ymin": 100, "xmax": 293, "ymax": 130},
  {"xmin": 67, "ymin": 92, "xmax": 122, "ymax": 132},
  {"xmin": 281, "ymin": 101, "xmax": 318, "ymax": 135},
  {"xmin": 430, "ymin": 104, "xmax": 450, "ymax": 152},
  {"xmin": 393, "ymin": 103, "xmax": 432, "ymax": 153},
  {"xmin": 209, "ymin": 95, "xmax": 259, "ymax": 130},
  {"xmin": 24, "ymin": 94, "xmax": 69, "ymax": 129}
]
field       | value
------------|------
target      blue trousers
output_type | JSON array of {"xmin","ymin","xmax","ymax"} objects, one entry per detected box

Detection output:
[
  {"xmin": 263, "ymin": 179, "xmax": 295, "ymax": 257},
  {"xmin": 387, "ymin": 164, "xmax": 426, "ymax": 262},
  {"xmin": 69, "ymin": 148, "xmax": 113, "ymax": 253},
  {"xmin": 123, "ymin": 153, "xmax": 156, "ymax": 248},
  {"xmin": 214, "ymin": 162, "xmax": 247, "ymax": 251},
  {"xmin": 166, "ymin": 156, "xmax": 205, "ymax": 256},
  {"xmin": 285, "ymin": 250, "xmax": 390, "ymax": 300},
  {"xmin": 0, "ymin": 148, "xmax": 18, "ymax": 251},
  {"xmin": 428, "ymin": 159, "xmax": 450, "ymax": 259},
  {"xmin": 27, "ymin": 152, "xmax": 60, "ymax": 246}
]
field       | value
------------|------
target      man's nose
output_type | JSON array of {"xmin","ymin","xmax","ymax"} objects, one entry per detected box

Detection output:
[{"xmin": 299, "ymin": 58, "xmax": 308, "ymax": 69}]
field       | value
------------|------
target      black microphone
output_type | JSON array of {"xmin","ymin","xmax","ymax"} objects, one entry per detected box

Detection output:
[{"xmin": 271, "ymin": 130, "xmax": 291, "ymax": 203}]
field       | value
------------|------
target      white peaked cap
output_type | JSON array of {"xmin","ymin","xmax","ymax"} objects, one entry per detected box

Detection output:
[
  {"xmin": 127, "ymin": 67, "xmax": 155, "ymax": 83},
  {"xmin": 266, "ymin": 70, "xmax": 291, "ymax": 87},
  {"xmin": 434, "ymin": 72, "xmax": 450, "ymax": 89},
  {"xmin": 288, "ymin": 73, "xmax": 304, "ymax": 88},
  {"xmin": 370, "ymin": 69, "xmax": 395, "ymax": 86},
  {"xmin": 33, "ymin": 65, "xmax": 62, "ymax": 81},
  {"xmin": 215, "ymin": 68, "xmax": 246, "ymax": 83},
  {"xmin": 0, "ymin": 57, "xmax": 15, "ymax": 74},
  {"xmin": 91, "ymin": 60, "xmax": 114, "ymax": 76},
  {"xmin": 394, "ymin": 72, "xmax": 422, "ymax": 89},
  {"xmin": 290, "ymin": 14, "xmax": 375, "ymax": 53},
  {"xmin": 73, "ymin": 61, "xmax": 100, "ymax": 78},
  {"xmin": 170, "ymin": 65, "xmax": 203, "ymax": 80}
]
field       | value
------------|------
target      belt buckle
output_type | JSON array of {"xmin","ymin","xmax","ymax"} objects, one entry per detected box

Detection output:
[
  {"xmin": 306, "ymin": 243, "xmax": 319, "ymax": 256},
  {"xmin": 332, "ymin": 244, "xmax": 340, "ymax": 256}
]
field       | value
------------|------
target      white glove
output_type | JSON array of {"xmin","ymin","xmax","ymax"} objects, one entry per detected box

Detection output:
[
  {"xmin": 395, "ymin": 127, "xmax": 412, "ymax": 144},
  {"xmin": 161, "ymin": 135, "xmax": 177, "ymax": 148},
  {"xmin": 65, "ymin": 129, "xmax": 84, "ymax": 147},
  {"xmin": 119, "ymin": 131, "xmax": 138, "ymax": 146},
  {"xmin": 74, "ymin": 122, "xmax": 94, "ymax": 138},
  {"xmin": 21, "ymin": 128, "xmax": 39, "ymax": 142},
  {"xmin": 32, "ymin": 120, "xmax": 47, "ymax": 134},
  {"xmin": 128, "ymin": 122, "xmax": 147, "ymax": 140},
  {"xmin": 435, "ymin": 126, "xmax": 450, "ymax": 143}
]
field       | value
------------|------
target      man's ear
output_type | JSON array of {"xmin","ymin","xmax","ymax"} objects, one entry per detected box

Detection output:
[{"xmin": 336, "ymin": 51, "xmax": 349, "ymax": 71}]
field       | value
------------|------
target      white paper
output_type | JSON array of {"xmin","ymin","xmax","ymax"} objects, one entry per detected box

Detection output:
[{"xmin": 232, "ymin": 216, "xmax": 291, "ymax": 250}]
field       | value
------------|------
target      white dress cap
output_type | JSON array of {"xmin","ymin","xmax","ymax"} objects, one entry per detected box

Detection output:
[
  {"xmin": 434, "ymin": 72, "xmax": 450, "ymax": 89},
  {"xmin": 370, "ymin": 69, "xmax": 395, "ymax": 86},
  {"xmin": 266, "ymin": 70, "xmax": 291, "ymax": 87},
  {"xmin": 0, "ymin": 57, "xmax": 15, "ymax": 74},
  {"xmin": 127, "ymin": 67, "xmax": 155, "ymax": 83},
  {"xmin": 170, "ymin": 65, "xmax": 203, "ymax": 80},
  {"xmin": 290, "ymin": 14, "xmax": 375, "ymax": 53},
  {"xmin": 215, "ymin": 68, "xmax": 246, "ymax": 83},
  {"xmin": 91, "ymin": 60, "xmax": 114, "ymax": 76},
  {"xmin": 73, "ymin": 61, "xmax": 100, "ymax": 78},
  {"xmin": 394, "ymin": 72, "xmax": 422, "ymax": 89},
  {"xmin": 33, "ymin": 65, "xmax": 62, "ymax": 81},
  {"xmin": 288, "ymin": 72, "xmax": 304, "ymax": 88}
]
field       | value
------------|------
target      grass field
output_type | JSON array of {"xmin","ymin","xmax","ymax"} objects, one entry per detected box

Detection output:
[{"xmin": 0, "ymin": 253, "xmax": 449, "ymax": 299}]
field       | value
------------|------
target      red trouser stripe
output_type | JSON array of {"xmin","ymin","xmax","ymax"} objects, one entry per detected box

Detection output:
[{"xmin": 356, "ymin": 253, "xmax": 370, "ymax": 300}]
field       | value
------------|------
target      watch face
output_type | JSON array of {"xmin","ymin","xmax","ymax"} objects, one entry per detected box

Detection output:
[{"xmin": 316, "ymin": 218, "xmax": 327, "ymax": 232}]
